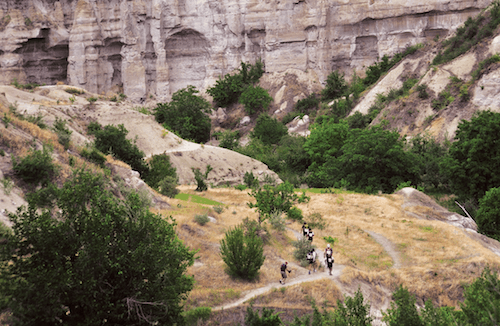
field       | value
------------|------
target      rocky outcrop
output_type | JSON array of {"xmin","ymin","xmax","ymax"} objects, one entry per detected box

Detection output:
[{"xmin": 0, "ymin": 0, "xmax": 492, "ymax": 102}]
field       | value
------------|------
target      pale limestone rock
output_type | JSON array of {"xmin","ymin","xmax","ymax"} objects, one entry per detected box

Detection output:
[{"xmin": 0, "ymin": 0, "xmax": 491, "ymax": 102}]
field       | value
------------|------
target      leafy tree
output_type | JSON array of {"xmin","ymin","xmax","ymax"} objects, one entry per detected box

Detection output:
[
  {"xmin": 245, "ymin": 305, "xmax": 282, "ymax": 326},
  {"xmin": 12, "ymin": 145, "xmax": 58, "ymax": 187},
  {"xmin": 295, "ymin": 93, "xmax": 320, "ymax": 113},
  {"xmin": 456, "ymin": 266, "xmax": 500, "ymax": 326},
  {"xmin": 239, "ymin": 85, "xmax": 273, "ymax": 115},
  {"xmin": 0, "ymin": 169, "xmax": 195, "ymax": 325},
  {"xmin": 408, "ymin": 134, "xmax": 449, "ymax": 190},
  {"xmin": 441, "ymin": 110, "xmax": 500, "ymax": 203},
  {"xmin": 382, "ymin": 285, "xmax": 424, "ymax": 326},
  {"xmin": 154, "ymin": 85, "xmax": 212, "ymax": 143},
  {"xmin": 322, "ymin": 70, "xmax": 349, "ymax": 101},
  {"xmin": 419, "ymin": 300, "xmax": 456, "ymax": 326},
  {"xmin": 321, "ymin": 127, "xmax": 419, "ymax": 193},
  {"xmin": 247, "ymin": 181, "xmax": 308, "ymax": 225},
  {"xmin": 143, "ymin": 153, "xmax": 177, "ymax": 190},
  {"xmin": 158, "ymin": 175, "xmax": 180, "ymax": 198},
  {"xmin": 192, "ymin": 164, "xmax": 213, "ymax": 191},
  {"xmin": 89, "ymin": 123, "xmax": 149, "ymax": 176},
  {"xmin": 218, "ymin": 130, "xmax": 240, "ymax": 150},
  {"xmin": 219, "ymin": 226, "xmax": 265, "ymax": 280},
  {"xmin": 244, "ymin": 171, "xmax": 260, "ymax": 188},
  {"xmin": 332, "ymin": 289, "xmax": 373, "ymax": 326},
  {"xmin": 252, "ymin": 113, "xmax": 288, "ymax": 146},
  {"xmin": 476, "ymin": 187, "xmax": 500, "ymax": 240}
]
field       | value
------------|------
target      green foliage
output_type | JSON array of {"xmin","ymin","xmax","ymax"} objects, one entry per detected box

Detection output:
[
  {"xmin": 184, "ymin": 306, "xmax": 212, "ymax": 326},
  {"xmin": 194, "ymin": 213, "xmax": 210, "ymax": 226},
  {"xmin": 295, "ymin": 93, "xmax": 320, "ymax": 113},
  {"xmin": 471, "ymin": 54, "xmax": 500, "ymax": 81},
  {"xmin": 213, "ymin": 205, "xmax": 224, "ymax": 214},
  {"xmin": 53, "ymin": 117, "xmax": 73, "ymax": 149},
  {"xmin": 244, "ymin": 171, "xmax": 260, "ymax": 188},
  {"xmin": 441, "ymin": 110, "xmax": 500, "ymax": 203},
  {"xmin": 433, "ymin": 2, "xmax": 500, "ymax": 66},
  {"xmin": 1, "ymin": 177, "xmax": 13, "ymax": 195},
  {"xmin": 245, "ymin": 305, "xmax": 283, "ymax": 326},
  {"xmin": 307, "ymin": 212, "xmax": 327, "ymax": 230},
  {"xmin": 431, "ymin": 90, "xmax": 454, "ymax": 110},
  {"xmin": 247, "ymin": 181, "xmax": 301, "ymax": 225},
  {"xmin": 12, "ymin": 145, "xmax": 58, "ymax": 186},
  {"xmin": 417, "ymin": 84, "xmax": 429, "ymax": 99},
  {"xmin": 239, "ymin": 85, "xmax": 273, "ymax": 115},
  {"xmin": 286, "ymin": 206, "xmax": 304, "ymax": 222},
  {"xmin": 0, "ymin": 169, "xmax": 195, "ymax": 325},
  {"xmin": 252, "ymin": 113, "xmax": 288, "ymax": 145},
  {"xmin": 332, "ymin": 289, "xmax": 374, "ymax": 326},
  {"xmin": 10, "ymin": 78, "xmax": 40, "ymax": 90},
  {"xmin": 292, "ymin": 237, "xmax": 315, "ymax": 266},
  {"xmin": 192, "ymin": 164, "xmax": 213, "ymax": 192},
  {"xmin": 158, "ymin": 175, "xmax": 179, "ymax": 198},
  {"xmin": 268, "ymin": 211, "xmax": 286, "ymax": 231},
  {"xmin": 307, "ymin": 126, "xmax": 419, "ymax": 193},
  {"xmin": 87, "ymin": 96, "xmax": 98, "ymax": 103},
  {"xmin": 89, "ymin": 122, "xmax": 149, "ymax": 175},
  {"xmin": 408, "ymin": 134, "xmax": 450, "ymax": 191},
  {"xmin": 235, "ymin": 184, "xmax": 247, "ymax": 191},
  {"xmin": 207, "ymin": 59, "xmax": 265, "ymax": 108},
  {"xmin": 457, "ymin": 267, "xmax": 500, "ymax": 326},
  {"xmin": 143, "ymin": 154, "xmax": 177, "ymax": 190},
  {"xmin": 382, "ymin": 285, "xmax": 424, "ymax": 326},
  {"xmin": 219, "ymin": 226, "xmax": 265, "ymax": 280},
  {"xmin": 79, "ymin": 145, "xmax": 107, "ymax": 168},
  {"xmin": 218, "ymin": 129, "xmax": 240, "ymax": 150},
  {"xmin": 154, "ymin": 86, "xmax": 212, "ymax": 143},
  {"xmin": 65, "ymin": 88, "xmax": 84, "ymax": 95},
  {"xmin": 476, "ymin": 187, "xmax": 500, "ymax": 240},
  {"xmin": 322, "ymin": 70, "xmax": 349, "ymax": 101}
]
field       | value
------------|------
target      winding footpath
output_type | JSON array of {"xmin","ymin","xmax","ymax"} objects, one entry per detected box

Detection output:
[{"xmin": 213, "ymin": 227, "xmax": 402, "ymax": 311}]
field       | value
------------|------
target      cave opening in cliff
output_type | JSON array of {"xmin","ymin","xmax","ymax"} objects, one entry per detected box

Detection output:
[
  {"xmin": 165, "ymin": 28, "xmax": 209, "ymax": 94},
  {"xmin": 100, "ymin": 40, "xmax": 123, "ymax": 92},
  {"xmin": 14, "ymin": 29, "xmax": 69, "ymax": 85}
]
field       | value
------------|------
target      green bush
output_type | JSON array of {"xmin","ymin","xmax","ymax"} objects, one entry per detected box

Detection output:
[
  {"xmin": 287, "ymin": 206, "xmax": 303, "ymax": 221},
  {"xmin": 53, "ymin": 117, "xmax": 73, "ymax": 150},
  {"xmin": 143, "ymin": 154, "xmax": 177, "ymax": 190},
  {"xmin": 295, "ymin": 93, "xmax": 319, "ymax": 113},
  {"xmin": 220, "ymin": 225, "xmax": 265, "ymax": 280},
  {"xmin": 476, "ymin": 187, "xmax": 500, "ymax": 240},
  {"xmin": 192, "ymin": 165, "xmax": 213, "ymax": 192},
  {"xmin": 292, "ymin": 237, "xmax": 315, "ymax": 266},
  {"xmin": 382, "ymin": 285, "xmax": 424, "ymax": 326},
  {"xmin": 239, "ymin": 85, "xmax": 273, "ymax": 115},
  {"xmin": 322, "ymin": 70, "xmax": 349, "ymax": 101},
  {"xmin": 417, "ymin": 84, "xmax": 429, "ymax": 99},
  {"xmin": 218, "ymin": 130, "xmax": 240, "ymax": 150},
  {"xmin": 12, "ymin": 145, "xmax": 58, "ymax": 186},
  {"xmin": 154, "ymin": 86, "xmax": 212, "ymax": 143},
  {"xmin": 0, "ymin": 169, "xmax": 195, "ymax": 325},
  {"xmin": 184, "ymin": 306, "xmax": 212, "ymax": 326},
  {"xmin": 80, "ymin": 146, "xmax": 107, "ymax": 168},
  {"xmin": 245, "ymin": 305, "xmax": 283, "ymax": 326},
  {"xmin": 251, "ymin": 113, "xmax": 288, "ymax": 146},
  {"xmin": 158, "ymin": 175, "xmax": 179, "ymax": 198},
  {"xmin": 235, "ymin": 184, "xmax": 247, "ymax": 191},
  {"xmin": 194, "ymin": 213, "xmax": 210, "ymax": 226},
  {"xmin": 268, "ymin": 211, "xmax": 286, "ymax": 231},
  {"xmin": 89, "ymin": 123, "xmax": 149, "ymax": 176},
  {"xmin": 244, "ymin": 171, "xmax": 259, "ymax": 188},
  {"xmin": 213, "ymin": 205, "xmax": 224, "ymax": 214}
]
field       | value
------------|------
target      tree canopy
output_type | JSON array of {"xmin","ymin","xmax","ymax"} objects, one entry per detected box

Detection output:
[
  {"xmin": 0, "ymin": 169, "xmax": 195, "ymax": 325},
  {"xmin": 154, "ymin": 85, "xmax": 212, "ymax": 143}
]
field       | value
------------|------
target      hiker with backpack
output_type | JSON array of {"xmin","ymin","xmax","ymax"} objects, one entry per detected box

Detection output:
[
  {"xmin": 307, "ymin": 248, "xmax": 317, "ymax": 274},
  {"xmin": 307, "ymin": 228, "xmax": 314, "ymax": 243},
  {"xmin": 324, "ymin": 243, "xmax": 334, "ymax": 275},
  {"xmin": 302, "ymin": 222, "xmax": 309, "ymax": 237},
  {"xmin": 279, "ymin": 262, "xmax": 291, "ymax": 284}
]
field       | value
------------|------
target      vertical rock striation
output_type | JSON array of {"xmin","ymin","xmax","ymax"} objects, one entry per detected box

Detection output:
[{"xmin": 0, "ymin": 0, "xmax": 492, "ymax": 101}]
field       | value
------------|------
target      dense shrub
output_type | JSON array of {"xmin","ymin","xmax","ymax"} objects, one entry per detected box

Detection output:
[
  {"xmin": 383, "ymin": 285, "xmax": 424, "ymax": 326},
  {"xmin": 88, "ymin": 123, "xmax": 149, "ymax": 176},
  {"xmin": 295, "ymin": 93, "xmax": 320, "ymax": 113},
  {"xmin": 244, "ymin": 171, "xmax": 259, "ymax": 188},
  {"xmin": 322, "ymin": 70, "xmax": 349, "ymax": 101},
  {"xmin": 251, "ymin": 113, "xmax": 288, "ymax": 146},
  {"xmin": 292, "ymin": 237, "xmax": 315, "ymax": 266},
  {"xmin": 0, "ymin": 169, "xmax": 195, "ymax": 325},
  {"xmin": 154, "ymin": 86, "xmax": 212, "ymax": 143},
  {"xmin": 184, "ymin": 307, "xmax": 212, "ymax": 326},
  {"xmin": 218, "ymin": 130, "xmax": 240, "ymax": 150},
  {"xmin": 239, "ymin": 85, "xmax": 273, "ymax": 115},
  {"xmin": 441, "ymin": 110, "xmax": 500, "ymax": 204},
  {"xmin": 80, "ymin": 146, "xmax": 107, "ymax": 168},
  {"xmin": 245, "ymin": 306, "xmax": 283, "ymax": 326},
  {"xmin": 194, "ymin": 213, "xmax": 210, "ymax": 226},
  {"xmin": 476, "ymin": 187, "xmax": 500, "ymax": 240},
  {"xmin": 220, "ymin": 226, "xmax": 265, "ymax": 280},
  {"xmin": 158, "ymin": 175, "xmax": 179, "ymax": 198},
  {"xmin": 12, "ymin": 145, "xmax": 58, "ymax": 186},
  {"xmin": 143, "ymin": 154, "xmax": 177, "ymax": 190}
]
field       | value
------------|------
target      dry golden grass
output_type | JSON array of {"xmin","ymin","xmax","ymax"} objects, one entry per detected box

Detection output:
[{"xmin": 157, "ymin": 186, "xmax": 500, "ymax": 312}]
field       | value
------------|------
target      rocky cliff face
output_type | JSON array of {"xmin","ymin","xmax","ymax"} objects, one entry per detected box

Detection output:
[{"xmin": 0, "ymin": 0, "xmax": 492, "ymax": 102}]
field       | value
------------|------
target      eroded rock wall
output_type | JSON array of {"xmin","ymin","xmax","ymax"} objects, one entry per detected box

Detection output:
[{"xmin": 0, "ymin": 0, "xmax": 492, "ymax": 101}]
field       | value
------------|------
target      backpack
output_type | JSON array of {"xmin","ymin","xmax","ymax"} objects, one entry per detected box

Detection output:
[
  {"xmin": 326, "ymin": 249, "xmax": 332, "ymax": 258},
  {"xmin": 281, "ymin": 263, "xmax": 287, "ymax": 271}
]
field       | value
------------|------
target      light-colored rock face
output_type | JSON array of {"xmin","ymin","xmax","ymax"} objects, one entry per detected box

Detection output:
[{"xmin": 0, "ymin": 0, "xmax": 491, "ymax": 101}]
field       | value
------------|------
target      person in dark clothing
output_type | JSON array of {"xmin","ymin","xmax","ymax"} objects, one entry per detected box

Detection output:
[
  {"xmin": 302, "ymin": 222, "xmax": 309, "ymax": 237},
  {"xmin": 279, "ymin": 262, "xmax": 291, "ymax": 284}
]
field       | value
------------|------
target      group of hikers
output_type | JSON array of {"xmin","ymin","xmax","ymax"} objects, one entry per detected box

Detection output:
[{"xmin": 279, "ymin": 223, "xmax": 335, "ymax": 285}]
